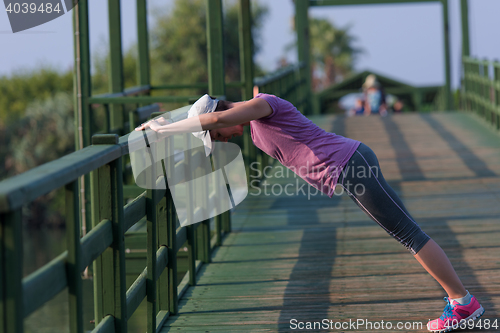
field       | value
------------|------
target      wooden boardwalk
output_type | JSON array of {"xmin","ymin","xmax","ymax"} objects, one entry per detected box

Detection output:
[{"xmin": 161, "ymin": 112, "xmax": 500, "ymax": 332}]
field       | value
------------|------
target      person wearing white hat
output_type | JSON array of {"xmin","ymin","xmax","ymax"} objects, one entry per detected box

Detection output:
[{"xmin": 135, "ymin": 93, "xmax": 483, "ymax": 332}]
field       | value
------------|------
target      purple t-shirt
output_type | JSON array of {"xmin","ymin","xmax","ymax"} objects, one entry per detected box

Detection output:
[{"xmin": 251, "ymin": 93, "xmax": 360, "ymax": 198}]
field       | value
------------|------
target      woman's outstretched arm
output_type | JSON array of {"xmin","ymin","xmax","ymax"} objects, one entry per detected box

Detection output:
[{"xmin": 135, "ymin": 97, "xmax": 272, "ymax": 134}]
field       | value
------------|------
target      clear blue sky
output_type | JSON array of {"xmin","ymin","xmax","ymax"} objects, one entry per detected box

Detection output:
[{"xmin": 0, "ymin": 0, "xmax": 499, "ymax": 88}]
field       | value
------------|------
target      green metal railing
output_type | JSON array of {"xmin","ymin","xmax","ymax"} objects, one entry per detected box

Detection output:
[
  {"xmin": 462, "ymin": 56, "xmax": 500, "ymax": 129},
  {"xmin": 0, "ymin": 127, "xmax": 227, "ymax": 333}
]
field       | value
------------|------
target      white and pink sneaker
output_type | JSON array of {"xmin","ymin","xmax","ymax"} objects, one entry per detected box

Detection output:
[{"xmin": 427, "ymin": 295, "xmax": 484, "ymax": 332}]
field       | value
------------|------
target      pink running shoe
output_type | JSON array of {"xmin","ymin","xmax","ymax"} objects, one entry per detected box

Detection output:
[{"xmin": 427, "ymin": 296, "xmax": 484, "ymax": 332}]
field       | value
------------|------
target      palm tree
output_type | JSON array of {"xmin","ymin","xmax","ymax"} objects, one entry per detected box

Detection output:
[
  {"xmin": 310, "ymin": 18, "xmax": 362, "ymax": 90},
  {"xmin": 288, "ymin": 16, "xmax": 362, "ymax": 92}
]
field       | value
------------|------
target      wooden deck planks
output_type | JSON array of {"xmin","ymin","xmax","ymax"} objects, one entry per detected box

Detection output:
[{"xmin": 161, "ymin": 112, "xmax": 500, "ymax": 332}]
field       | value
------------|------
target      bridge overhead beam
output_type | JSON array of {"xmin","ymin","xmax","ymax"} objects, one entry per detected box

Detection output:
[{"xmin": 309, "ymin": 0, "xmax": 439, "ymax": 6}]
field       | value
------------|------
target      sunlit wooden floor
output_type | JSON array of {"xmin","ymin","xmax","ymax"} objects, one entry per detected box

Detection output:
[{"xmin": 161, "ymin": 112, "xmax": 500, "ymax": 332}]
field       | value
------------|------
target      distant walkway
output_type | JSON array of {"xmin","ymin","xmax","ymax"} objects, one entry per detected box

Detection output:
[{"xmin": 161, "ymin": 112, "xmax": 500, "ymax": 332}]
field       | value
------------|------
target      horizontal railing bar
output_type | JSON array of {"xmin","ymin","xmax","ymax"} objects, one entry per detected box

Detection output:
[
  {"xmin": 123, "ymin": 184, "xmax": 146, "ymax": 198},
  {"xmin": 125, "ymin": 267, "xmax": 146, "ymax": 319},
  {"xmin": 81, "ymin": 219, "xmax": 113, "ymax": 270},
  {"xmin": 176, "ymin": 259, "xmax": 203, "ymax": 300},
  {"xmin": 310, "ymin": 0, "xmax": 439, "ymax": 6},
  {"xmin": 124, "ymin": 192, "xmax": 147, "ymax": 232},
  {"xmin": 91, "ymin": 315, "xmax": 115, "ymax": 333},
  {"xmin": 176, "ymin": 226, "xmax": 187, "ymax": 252},
  {"xmin": 125, "ymin": 246, "xmax": 169, "ymax": 319},
  {"xmin": 22, "ymin": 252, "xmax": 67, "ymax": 318},
  {"xmin": 152, "ymin": 83, "xmax": 209, "ymax": 90},
  {"xmin": 226, "ymin": 81, "xmax": 245, "ymax": 88},
  {"xmin": 155, "ymin": 246, "xmax": 169, "ymax": 281},
  {"xmin": 91, "ymin": 85, "xmax": 151, "ymax": 100},
  {"xmin": 156, "ymin": 310, "xmax": 170, "ymax": 333},
  {"xmin": 151, "ymin": 81, "xmax": 244, "ymax": 90},
  {"xmin": 88, "ymin": 95, "xmax": 200, "ymax": 105},
  {"xmin": 123, "ymin": 179, "xmax": 166, "ymax": 231},
  {"xmin": 136, "ymin": 104, "xmax": 160, "ymax": 122},
  {"xmin": 23, "ymin": 219, "xmax": 113, "ymax": 317},
  {"xmin": 463, "ymin": 56, "xmax": 490, "ymax": 66},
  {"xmin": 0, "ymin": 144, "xmax": 122, "ymax": 213},
  {"xmin": 253, "ymin": 62, "xmax": 304, "ymax": 87}
]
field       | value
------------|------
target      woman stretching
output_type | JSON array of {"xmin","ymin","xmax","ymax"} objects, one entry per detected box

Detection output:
[{"xmin": 136, "ymin": 93, "xmax": 484, "ymax": 332}]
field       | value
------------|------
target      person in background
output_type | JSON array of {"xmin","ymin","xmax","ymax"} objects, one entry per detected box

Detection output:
[
  {"xmin": 392, "ymin": 98, "xmax": 404, "ymax": 113},
  {"xmin": 348, "ymin": 97, "xmax": 365, "ymax": 116},
  {"xmin": 363, "ymin": 74, "xmax": 387, "ymax": 116}
]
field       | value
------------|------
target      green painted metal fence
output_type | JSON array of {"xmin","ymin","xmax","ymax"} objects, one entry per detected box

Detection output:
[{"xmin": 462, "ymin": 56, "xmax": 500, "ymax": 130}]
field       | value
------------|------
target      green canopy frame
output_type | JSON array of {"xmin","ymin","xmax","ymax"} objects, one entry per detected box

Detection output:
[{"xmin": 294, "ymin": 0, "xmax": 472, "ymax": 113}]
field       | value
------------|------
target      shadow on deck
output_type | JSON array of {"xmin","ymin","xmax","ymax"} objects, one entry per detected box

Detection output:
[{"xmin": 161, "ymin": 112, "xmax": 500, "ymax": 332}]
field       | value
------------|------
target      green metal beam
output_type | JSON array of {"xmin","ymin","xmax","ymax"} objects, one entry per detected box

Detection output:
[
  {"xmin": 442, "ymin": 0, "xmax": 452, "ymax": 110},
  {"xmin": 73, "ymin": 0, "xmax": 92, "ymax": 250},
  {"xmin": 238, "ymin": 0, "xmax": 253, "ymax": 100},
  {"xmin": 295, "ymin": 0, "xmax": 313, "ymax": 114},
  {"xmin": 108, "ymin": 0, "xmax": 125, "ymax": 132},
  {"xmin": 206, "ymin": 0, "xmax": 225, "ymax": 97},
  {"xmin": 309, "ymin": 0, "xmax": 439, "ymax": 6},
  {"xmin": 89, "ymin": 95, "xmax": 201, "ymax": 105},
  {"xmin": 136, "ymin": 0, "xmax": 150, "ymax": 86},
  {"xmin": 460, "ymin": 0, "xmax": 470, "ymax": 57},
  {"xmin": 238, "ymin": 0, "xmax": 255, "ymax": 189}
]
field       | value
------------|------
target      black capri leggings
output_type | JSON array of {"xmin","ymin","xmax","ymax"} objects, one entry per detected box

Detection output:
[{"xmin": 337, "ymin": 143, "xmax": 430, "ymax": 255}]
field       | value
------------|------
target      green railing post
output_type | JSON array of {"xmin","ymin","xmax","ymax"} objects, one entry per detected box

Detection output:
[
  {"xmin": 207, "ymin": 0, "xmax": 229, "ymax": 246},
  {"xmin": 91, "ymin": 134, "xmax": 127, "ymax": 332},
  {"xmin": 494, "ymin": 61, "xmax": 500, "ymax": 130},
  {"xmin": 136, "ymin": 0, "xmax": 150, "ymax": 87},
  {"xmin": 73, "ymin": 0, "xmax": 93, "ymax": 242},
  {"xmin": 156, "ymin": 194, "xmax": 169, "ymax": 312},
  {"xmin": 460, "ymin": 0, "xmax": 470, "ymax": 57},
  {"xmin": 239, "ymin": 0, "xmax": 256, "ymax": 191},
  {"xmin": 66, "ymin": 180, "xmax": 84, "ymax": 333},
  {"xmin": 164, "ymin": 137, "xmax": 178, "ymax": 315},
  {"xmin": 206, "ymin": 0, "xmax": 225, "ymax": 97},
  {"xmin": 482, "ymin": 60, "xmax": 490, "ymax": 122},
  {"xmin": 108, "ymin": 0, "xmax": 125, "ymax": 133},
  {"xmin": 295, "ymin": 0, "xmax": 313, "ymax": 115},
  {"xmin": 1, "ymin": 209, "xmax": 23, "ymax": 333},
  {"xmin": 145, "ymin": 151, "xmax": 159, "ymax": 333},
  {"xmin": 441, "ymin": 0, "xmax": 452, "ymax": 110}
]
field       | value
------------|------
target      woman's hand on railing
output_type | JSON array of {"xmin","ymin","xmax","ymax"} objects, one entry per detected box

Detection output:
[
  {"xmin": 135, "ymin": 117, "xmax": 169, "ymax": 131},
  {"xmin": 149, "ymin": 120, "xmax": 163, "ymax": 132}
]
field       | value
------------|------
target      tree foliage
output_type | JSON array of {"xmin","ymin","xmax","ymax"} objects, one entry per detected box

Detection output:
[
  {"xmin": 287, "ymin": 16, "xmax": 362, "ymax": 91},
  {"xmin": 0, "ymin": 68, "xmax": 73, "ymax": 125},
  {"xmin": 309, "ymin": 18, "xmax": 362, "ymax": 90},
  {"xmin": 149, "ymin": 0, "xmax": 268, "ymax": 98}
]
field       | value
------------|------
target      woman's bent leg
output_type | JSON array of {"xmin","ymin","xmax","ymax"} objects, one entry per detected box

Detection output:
[{"xmin": 339, "ymin": 143, "xmax": 466, "ymax": 298}]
